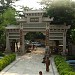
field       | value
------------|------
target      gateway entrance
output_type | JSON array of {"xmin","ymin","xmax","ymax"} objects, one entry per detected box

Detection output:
[{"xmin": 5, "ymin": 10, "xmax": 70, "ymax": 54}]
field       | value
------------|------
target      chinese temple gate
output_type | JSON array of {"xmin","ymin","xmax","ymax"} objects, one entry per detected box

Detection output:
[{"xmin": 5, "ymin": 10, "xmax": 70, "ymax": 54}]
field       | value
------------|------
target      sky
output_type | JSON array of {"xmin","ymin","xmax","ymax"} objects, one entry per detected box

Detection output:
[
  {"xmin": 13, "ymin": 0, "xmax": 42, "ymax": 10},
  {"xmin": 13, "ymin": 0, "xmax": 75, "ymax": 10}
]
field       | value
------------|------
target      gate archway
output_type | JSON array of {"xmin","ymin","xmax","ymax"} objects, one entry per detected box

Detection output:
[{"xmin": 5, "ymin": 10, "xmax": 70, "ymax": 54}]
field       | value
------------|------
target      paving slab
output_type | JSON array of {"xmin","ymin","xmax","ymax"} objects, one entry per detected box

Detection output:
[{"xmin": 0, "ymin": 47, "xmax": 59, "ymax": 75}]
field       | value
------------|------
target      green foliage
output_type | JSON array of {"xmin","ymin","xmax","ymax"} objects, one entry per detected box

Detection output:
[
  {"xmin": 46, "ymin": 0, "xmax": 75, "ymax": 25},
  {"xmin": 2, "ymin": 8, "xmax": 16, "ymax": 26},
  {"xmin": 0, "ymin": 53, "xmax": 16, "ymax": 71},
  {"xmin": 0, "ymin": 7, "xmax": 17, "ymax": 45},
  {"xmin": 0, "ymin": 14, "xmax": 3, "ymax": 24},
  {"xmin": 0, "ymin": 0, "xmax": 18, "ymax": 49},
  {"xmin": 41, "ymin": 0, "xmax": 75, "ymax": 24},
  {"xmin": 25, "ymin": 32, "xmax": 45, "ymax": 40},
  {"xmin": 0, "ymin": 26, "xmax": 5, "ymax": 46},
  {"xmin": 67, "ymin": 71, "xmax": 75, "ymax": 75},
  {"xmin": 70, "ymin": 29, "xmax": 75, "ymax": 43},
  {"xmin": 0, "ymin": 0, "xmax": 19, "ymax": 7},
  {"xmin": 54, "ymin": 55, "xmax": 75, "ymax": 75}
]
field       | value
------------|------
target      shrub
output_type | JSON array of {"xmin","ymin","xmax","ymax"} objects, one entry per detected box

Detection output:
[
  {"xmin": 68, "ymin": 72, "xmax": 75, "ymax": 75},
  {"xmin": 0, "ymin": 53, "xmax": 16, "ymax": 71},
  {"xmin": 54, "ymin": 55, "xmax": 75, "ymax": 75}
]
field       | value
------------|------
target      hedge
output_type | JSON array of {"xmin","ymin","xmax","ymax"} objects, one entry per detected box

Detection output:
[
  {"xmin": 54, "ymin": 55, "xmax": 75, "ymax": 75},
  {"xmin": 0, "ymin": 53, "xmax": 16, "ymax": 71}
]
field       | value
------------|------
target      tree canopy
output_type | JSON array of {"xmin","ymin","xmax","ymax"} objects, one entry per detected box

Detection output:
[
  {"xmin": 25, "ymin": 32, "xmax": 45, "ymax": 41},
  {"xmin": 40, "ymin": 0, "xmax": 75, "ymax": 25},
  {"xmin": 0, "ymin": 0, "xmax": 18, "ymax": 46},
  {"xmin": 2, "ymin": 8, "xmax": 16, "ymax": 26},
  {"xmin": 0, "ymin": 0, "xmax": 18, "ymax": 6}
]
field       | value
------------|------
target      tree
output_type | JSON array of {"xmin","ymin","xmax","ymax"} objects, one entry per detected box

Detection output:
[
  {"xmin": 0, "ymin": 26, "xmax": 5, "ymax": 45},
  {"xmin": 0, "ymin": 0, "xmax": 19, "ymax": 6},
  {"xmin": 0, "ymin": 7, "xmax": 17, "ymax": 47},
  {"xmin": 0, "ymin": 8, "xmax": 17, "ymax": 47},
  {"xmin": 0, "ymin": 0, "xmax": 18, "ymax": 49},
  {"xmin": 40, "ymin": 0, "xmax": 75, "ymax": 25},
  {"xmin": 0, "ymin": 0, "xmax": 19, "ymax": 14},
  {"xmin": 39, "ymin": 0, "xmax": 52, "ymax": 9},
  {"xmin": 25, "ymin": 32, "xmax": 45, "ymax": 41},
  {"xmin": 2, "ymin": 8, "xmax": 16, "ymax": 26}
]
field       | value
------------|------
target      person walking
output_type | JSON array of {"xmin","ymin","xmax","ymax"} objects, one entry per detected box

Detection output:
[
  {"xmin": 39, "ymin": 71, "xmax": 42, "ymax": 75},
  {"xmin": 45, "ymin": 57, "xmax": 50, "ymax": 72}
]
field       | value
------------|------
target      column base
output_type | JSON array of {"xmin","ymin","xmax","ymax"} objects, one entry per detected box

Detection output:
[
  {"xmin": 4, "ymin": 49, "xmax": 12, "ymax": 54},
  {"xmin": 61, "ymin": 51, "xmax": 66, "ymax": 56}
]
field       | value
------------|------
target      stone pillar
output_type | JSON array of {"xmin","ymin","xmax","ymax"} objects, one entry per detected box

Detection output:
[
  {"xmin": 22, "ymin": 34, "xmax": 25, "ymax": 53},
  {"xmin": 63, "ymin": 32, "xmax": 66, "ymax": 54},
  {"xmin": 20, "ymin": 25, "xmax": 25, "ymax": 54},
  {"xmin": 5, "ymin": 32, "xmax": 11, "ymax": 53},
  {"xmin": 45, "ymin": 23, "xmax": 50, "ymax": 56},
  {"xmin": 45, "ymin": 23, "xmax": 49, "ymax": 46}
]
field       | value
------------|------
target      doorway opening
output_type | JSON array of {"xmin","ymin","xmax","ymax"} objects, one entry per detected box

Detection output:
[
  {"xmin": 24, "ymin": 32, "xmax": 46, "ymax": 52},
  {"xmin": 10, "ymin": 39, "xmax": 20, "ymax": 52}
]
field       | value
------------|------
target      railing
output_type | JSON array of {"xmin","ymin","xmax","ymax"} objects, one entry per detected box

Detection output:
[
  {"xmin": 50, "ymin": 33, "xmax": 63, "ymax": 36},
  {"xmin": 49, "ymin": 39, "xmax": 63, "ymax": 40},
  {"xmin": 49, "ymin": 25, "xmax": 70, "ymax": 29},
  {"xmin": 8, "ymin": 32, "xmax": 20, "ymax": 34},
  {"xmin": 9, "ymin": 35, "xmax": 20, "ymax": 36},
  {"xmin": 49, "ymin": 37, "xmax": 63, "ymax": 40},
  {"xmin": 9, "ymin": 38, "xmax": 20, "ymax": 40},
  {"xmin": 49, "ymin": 36, "xmax": 63, "ymax": 37},
  {"xmin": 9, "ymin": 36, "xmax": 20, "ymax": 38}
]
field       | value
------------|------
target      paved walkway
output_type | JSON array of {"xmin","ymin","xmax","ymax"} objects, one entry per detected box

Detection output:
[{"xmin": 0, "ymin": 47, "xmax": 59, "ymax": 75}]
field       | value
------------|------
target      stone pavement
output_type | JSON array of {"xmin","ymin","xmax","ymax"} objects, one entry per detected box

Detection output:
[{"xmin": 0, "ymin": 47, "xmax": 59, "ymax": 75}]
